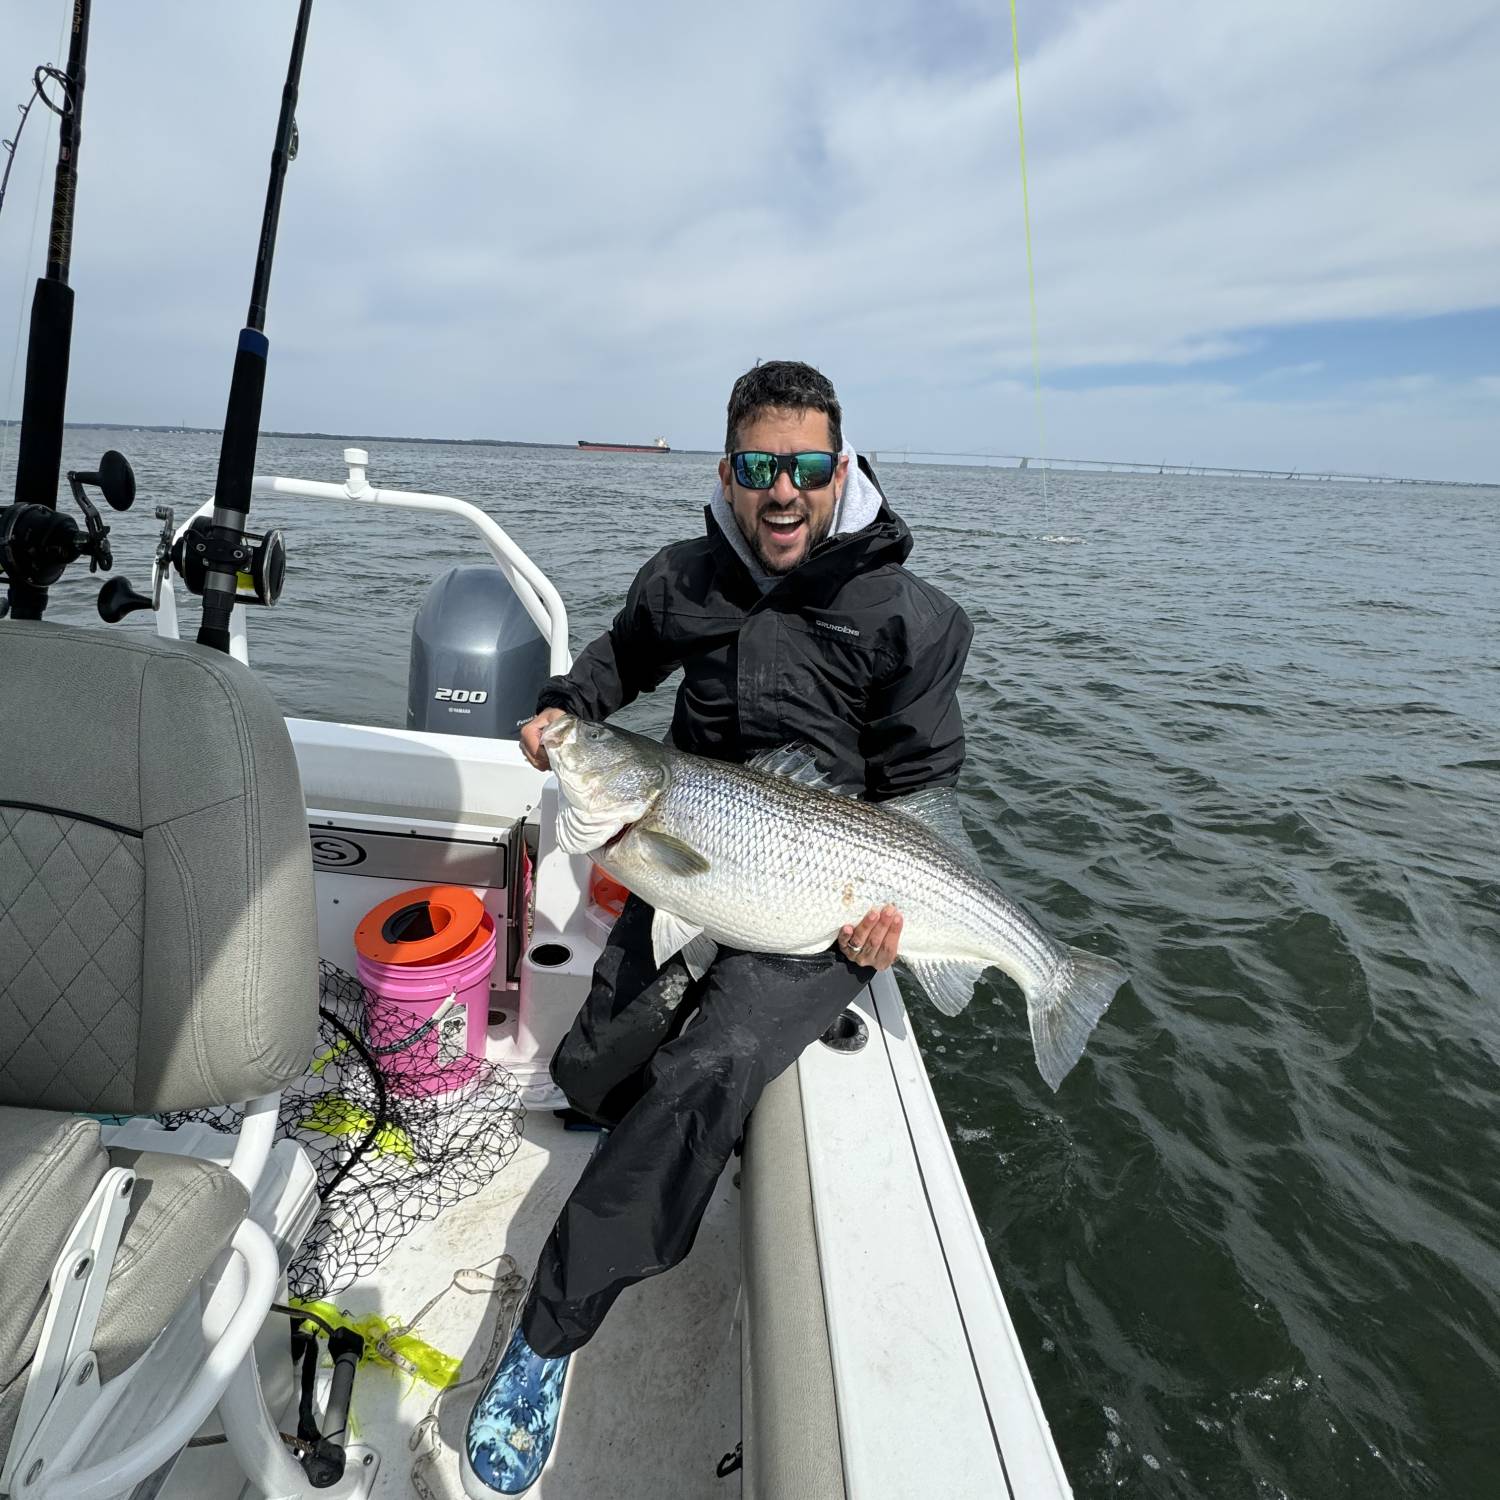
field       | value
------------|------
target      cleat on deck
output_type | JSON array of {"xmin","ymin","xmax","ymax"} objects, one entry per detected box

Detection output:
[{"xmin": 461, "ymin": 1323, "xmax": 570, "ymax": 1496}]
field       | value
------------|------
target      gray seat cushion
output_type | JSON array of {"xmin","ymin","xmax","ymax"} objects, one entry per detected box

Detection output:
[
  {"xmin": 0, "ymin": 1137, "xmax": 248, "ymax": 1469},
  {"xmin": 94, "ymin": 1150, "xmax": 250, "ymax": 1381},
  {"xmin": 0, "ymin": 1109, "xmax": 109, "ymax": 1460},
  {"xmin": 0, "ymin": 620, "xmax": 319, "ymax": 1115},
  {"xmin": 0, "ymin": 622, "xmax": 308, "ymax": 1477}
]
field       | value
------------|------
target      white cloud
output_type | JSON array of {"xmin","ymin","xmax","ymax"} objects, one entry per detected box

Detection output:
[
  {"xmin": 1257, "ymin": 363, "xmax": 1326, "ymax": 381},
  {"xmin": 1358, "ymin": 374, "xmax": 1440, "ymax": 397},
  {"xmin": 0, "ymin": 0, "xmax": 1497, "ymax": 479}
]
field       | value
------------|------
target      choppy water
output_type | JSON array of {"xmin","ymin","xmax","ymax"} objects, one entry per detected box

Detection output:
[{"xmin": 7, "ymin": 430, "xmax": 1499, "ymax": 1499}]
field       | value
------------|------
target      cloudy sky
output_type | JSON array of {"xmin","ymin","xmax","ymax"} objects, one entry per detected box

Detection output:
[{"xmin": 2, "ymin": 0, "xmax": 1497, "ymax": 481}]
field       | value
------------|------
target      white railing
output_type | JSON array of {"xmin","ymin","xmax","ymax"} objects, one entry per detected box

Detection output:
[{"xmin": 154, "ymin": 447, "xmax": 572, "ymax": 674}]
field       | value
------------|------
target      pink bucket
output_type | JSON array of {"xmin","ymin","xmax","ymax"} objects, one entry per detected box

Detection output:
[{"xmin": 354, "ymin": 887, "xmax": 496, "ymax": 1097}]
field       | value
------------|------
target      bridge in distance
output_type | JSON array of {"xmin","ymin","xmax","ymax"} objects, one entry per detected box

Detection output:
[{"xmin": 865, "ymin": 448, "xmax": 1490, "ymax": 488}]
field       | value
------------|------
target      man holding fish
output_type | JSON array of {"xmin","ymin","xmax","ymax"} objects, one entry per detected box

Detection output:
[{"xmin": 463, "ymin": 361, "xmax": 1122, "ymax": 1497}]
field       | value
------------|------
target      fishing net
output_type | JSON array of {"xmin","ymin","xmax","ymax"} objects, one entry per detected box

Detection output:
[{"xmin": 160, "ymin": 960, "xmax": 525, "ymax": 1298}]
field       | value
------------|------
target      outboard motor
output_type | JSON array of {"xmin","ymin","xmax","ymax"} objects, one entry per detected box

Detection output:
[{"xmin": 407, "ymin": 565, "xmax": 551, "ymax": 738}]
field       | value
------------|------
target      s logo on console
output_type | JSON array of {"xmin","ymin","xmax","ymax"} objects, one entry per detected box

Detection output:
[{"xmin": 311, "ymin": 834, "xmax": 366, "ymax": 868}]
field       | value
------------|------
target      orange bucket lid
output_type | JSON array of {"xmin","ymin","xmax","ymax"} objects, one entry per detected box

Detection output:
[{"xmin": 355, "ymin": 884, "xmax": 488, "ymax": 966}]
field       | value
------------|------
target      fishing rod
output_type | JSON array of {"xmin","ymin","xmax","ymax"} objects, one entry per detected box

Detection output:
[
  {"xmin": 13, "ymin": 1, "xmax": 88, "ymax": 520},
  {"xmin": 0, "ymin": 0, "xmax": 137, "ymax": 623},
  {"xmin": 174, "ymin": 0, "xmax": 314, "ymax": 653}
]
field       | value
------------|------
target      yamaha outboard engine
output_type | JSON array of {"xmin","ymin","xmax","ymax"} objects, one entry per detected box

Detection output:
[{"xmin": 407, "ymin": 565, "xmax": 551, "ymax": 738}]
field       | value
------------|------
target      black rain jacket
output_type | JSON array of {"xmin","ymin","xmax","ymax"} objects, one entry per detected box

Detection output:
[{"xmin": 536, "ymin": 474, "xmax": 972, "ymax": 801}]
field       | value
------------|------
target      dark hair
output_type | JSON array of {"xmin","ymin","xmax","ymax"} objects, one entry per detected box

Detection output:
[{"xmin": 724, "ymin": 360, "xmax": 843, "ymax": 455}]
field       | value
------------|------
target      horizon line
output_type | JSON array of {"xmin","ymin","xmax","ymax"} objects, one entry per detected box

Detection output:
[{"xmin": 2, "ymin": 420, "xmax": 1493, "ymax": 489}]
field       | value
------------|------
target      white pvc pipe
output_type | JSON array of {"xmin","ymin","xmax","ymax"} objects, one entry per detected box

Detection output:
[
  {"xmin": 154, "ymin": 463, "xmax": 572, "ymax": 676},
  {"xmin": 228, "ymin": 1092, "xmax": 280, "ymax": 1193},
  {"xmin": 50, "ymin": 1220, "xmax": 282, "ymax": 1500},
  {"xmin": 218, "ymin": 1344, "xmax": 309, "ymax": 1500},
  {"xmin": 251, "ymin": 472, "xmax": 570, "ymax": 672}
]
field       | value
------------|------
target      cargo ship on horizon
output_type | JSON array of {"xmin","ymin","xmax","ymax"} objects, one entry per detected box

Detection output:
[{"xmin": 578, "ymin": 436, "xmax": 671, "ymax": 453}]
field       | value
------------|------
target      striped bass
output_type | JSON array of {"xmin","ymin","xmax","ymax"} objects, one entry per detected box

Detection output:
[{"xmin": 541, "ymin": 715, "xmax": 1126, "ymax": 1090}]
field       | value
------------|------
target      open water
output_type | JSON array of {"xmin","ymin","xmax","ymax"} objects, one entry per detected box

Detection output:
[{"xmin": 7, "ymin": 430, "xmax": 1498, "ymax": 1500}]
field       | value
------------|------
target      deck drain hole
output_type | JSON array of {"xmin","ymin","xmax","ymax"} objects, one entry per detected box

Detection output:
[{"xmin": 529, "ymin": 943, "xmax": 572, "ymax": 968}]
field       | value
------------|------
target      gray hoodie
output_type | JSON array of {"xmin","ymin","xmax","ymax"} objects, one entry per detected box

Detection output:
[{"xmin": 708, "ymin": 442, "xmax": 885, "ymax": 591}]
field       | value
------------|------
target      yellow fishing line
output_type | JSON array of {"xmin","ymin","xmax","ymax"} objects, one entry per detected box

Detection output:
[
  {"xmin": 1008, "ymin": 0, "xmax": 1051, "ymax": 515},
  {"xmin": 290, "ymin": 1299, "xmax": 462, "ymax": 1392}
]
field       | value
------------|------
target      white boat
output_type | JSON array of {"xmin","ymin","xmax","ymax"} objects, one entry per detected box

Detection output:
[{"xmin": 0, "ymin": 445, "xmax": 1075, "ymax": 1500}]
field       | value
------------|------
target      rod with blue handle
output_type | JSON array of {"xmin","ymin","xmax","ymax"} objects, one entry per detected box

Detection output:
[{"xmin": 197, "ymin": 0, "xmax": 314, "ymax": 652}]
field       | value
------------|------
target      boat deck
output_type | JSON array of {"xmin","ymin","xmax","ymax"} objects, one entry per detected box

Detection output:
[
  {"xmin": 360, "ymin": 1113, "xmax": 741, "ymax": 1500},
  {"xmin": 152, "ymin": 1112, "xmax": 741, "ymax": 1500}
]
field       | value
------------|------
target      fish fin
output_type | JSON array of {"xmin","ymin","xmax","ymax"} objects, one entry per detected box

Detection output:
[
  {"xmin": 883, "ymin": 787, "xmax": 984, "ymax": 874},
  {"xmin": 1026, "ymin": 946, "xmax": 1128, "ymax": 1092},
  {"xmin": 904, "ymin": 956, "xmax": 990, "ymax": 1017},
  {"xmin": 748, "ymin": 743, "xmax": 861, "ymax": 797},
  {"xmin": 638, "ymin": 828, "xmax": 711, "ymax": 877},
  {"xmin": 680, "ymin": 933, "xmax": 718, "ymax": 981},
  {"xmin": 556, "ymin": 798, "xmax": 646, "ymax": 856},
  {"xmin": 653, "ymin": 908, "xmax": 708, "ymax": 971}
]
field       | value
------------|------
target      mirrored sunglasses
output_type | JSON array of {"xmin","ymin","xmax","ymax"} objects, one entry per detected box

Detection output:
[{"xmin": 730, "ymin": 450, "xmax": 839, "ymax": 491}]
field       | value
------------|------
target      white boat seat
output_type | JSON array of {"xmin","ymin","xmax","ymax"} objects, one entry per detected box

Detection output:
[{"xmin": 0, "ymin": 619, "xmax": 318, "ymax": 1491}]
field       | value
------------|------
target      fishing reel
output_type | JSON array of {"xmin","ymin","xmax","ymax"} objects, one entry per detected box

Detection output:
[
  {"xmin": 96, "ymin": 511, "xmax": 289, "ymax": 623},
  {"xmin": 170, "ymin": 515, "xmax": 287, "ymax": 607},
  {"xmin": 0, "ymin": 450, "xmax": 136, "ymax": 616}
]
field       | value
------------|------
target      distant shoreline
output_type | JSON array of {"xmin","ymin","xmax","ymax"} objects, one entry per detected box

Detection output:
[
  {"xmin": 2, "ymin": 421, "xmax": 1490, "ymax": 487},
  {"xmin": 0, "ymin": 420, "xmax": 704, "ymax": 453}
]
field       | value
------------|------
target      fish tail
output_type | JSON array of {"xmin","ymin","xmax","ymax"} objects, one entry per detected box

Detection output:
[{"xmin": 1026, "ymin": 946, "xmax": 1127, "ymax": 1091}]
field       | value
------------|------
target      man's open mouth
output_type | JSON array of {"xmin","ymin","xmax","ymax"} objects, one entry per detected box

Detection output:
[{"xmin": 760, "ymin": 512, "xmax": 806, "ymax": 539}]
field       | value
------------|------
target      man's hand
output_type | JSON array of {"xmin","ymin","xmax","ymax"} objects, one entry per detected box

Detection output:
[
  {"xmin": 520, "ymin": 707, "xmax": 567, "ymax": 771},
  {"xmin": 839, "ymin": 904, "xmax": 903, "ymax": 972}
]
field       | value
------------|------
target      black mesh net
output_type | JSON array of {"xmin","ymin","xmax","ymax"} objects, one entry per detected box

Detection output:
[{"xmin": 161, "ymin": 961, "xmax": 525, "ymax": 1298}]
